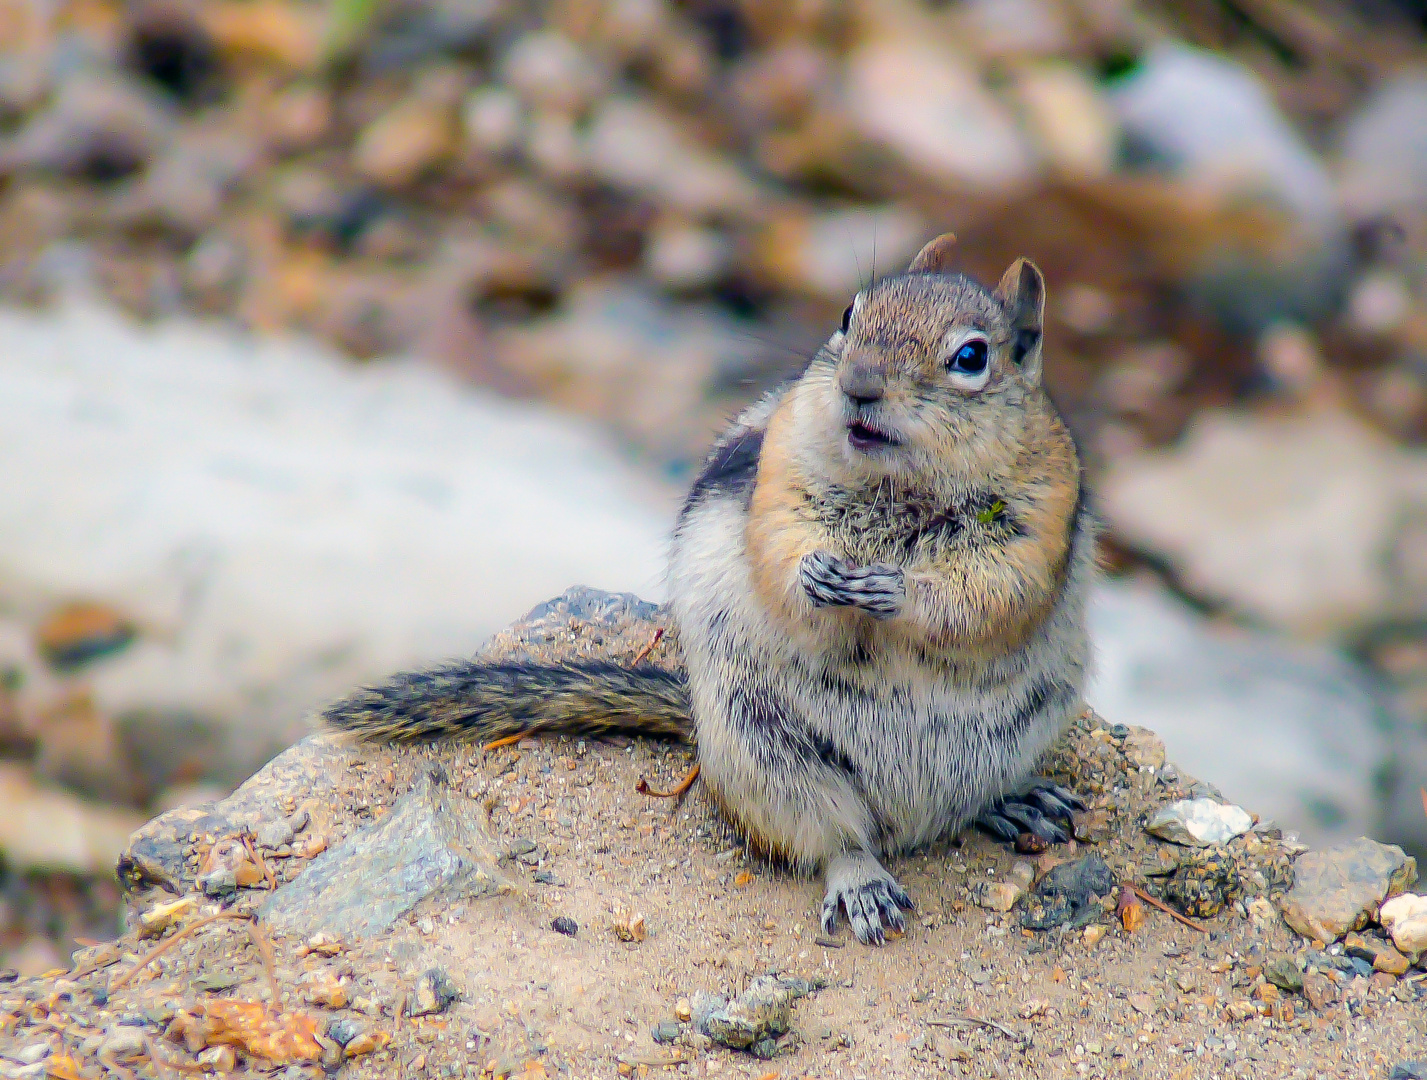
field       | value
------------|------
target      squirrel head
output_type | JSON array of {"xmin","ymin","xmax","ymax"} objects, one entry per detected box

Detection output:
[{"xmin": 792, "ymin": 233, "xmax": 1052, "ymax": 488}]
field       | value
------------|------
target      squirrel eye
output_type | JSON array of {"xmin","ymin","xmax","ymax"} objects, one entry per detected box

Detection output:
[
  {"xmin": 948, "ymin": 340, "xmax": 988, "ymax": 373},
  {"xmin": 840, "ymin": 304, "xmax": 853, "ymax": 334}
]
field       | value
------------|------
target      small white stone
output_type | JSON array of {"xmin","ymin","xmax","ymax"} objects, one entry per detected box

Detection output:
[
  {"xmin": 1379, "ymin": 892, "xmax": 1427, "ymax": 957},
  {"xmin": 1145, "ymin": 798, "xmax": 1254, "ymax": 846}
]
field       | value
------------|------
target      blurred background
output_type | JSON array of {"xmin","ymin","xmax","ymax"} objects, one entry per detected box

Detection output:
[{"xmin": 3, "ymin": 0, "xmax": 1427, "ymax": 974}]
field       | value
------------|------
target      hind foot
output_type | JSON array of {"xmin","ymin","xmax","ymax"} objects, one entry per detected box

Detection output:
[
  {"xmin": 820, "ymin": 851, "xmax": 914, "ymax": 946},
  {"xmin": 976, "ymin": 777, "xmax": 1085, "ymax": 845}
]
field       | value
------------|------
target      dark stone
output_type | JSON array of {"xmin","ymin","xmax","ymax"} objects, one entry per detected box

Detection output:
[
  {"xmin": 327, "ymin": 1018, "xmax": 365, "ymax": 1047},
  {"xmin": 552, "ymin": 916, "xmax": 578, "ymax": 937},
  {"xmin": 1264, "ymin": 956, "xmax": 1303, "ymax": 993},
  {"xmin": 1021, "ymin": 855, "xmax": 1116, "ymax": 930},
  {"xmin": 651, "ymin": 1021, "xmax": 681, "ymax": 1043},
  {"xmin": 409, "ymin": 968, "xmax": 458, "ymax": 1016},
  {"xmin": 1163, "ymin": 847, "xmax": 1241, "ymax": 918}
]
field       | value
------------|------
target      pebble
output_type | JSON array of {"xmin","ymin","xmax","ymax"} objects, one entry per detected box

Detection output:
[
  {"xmin": 692, "ymin": 975, "xmax": 822, "ymax": 1051},
  {"xmin": 255, "ymin": 819, "xmax": 295, "ymax": 849},
  {"xmin": 1344, "ymin": 931, "xmax": 1411, "ymax": 975},
  {"xmin": 409, "ymin": 967, "xmax": 458, "ymax": 1016},
  {"xmin": 196, "ymin": 1045, "xmax": 237, "ymax": 1072},
  {"xmin": 613, "ymin": 911, "xmax": 646, "ymax": 942},
  {"xmin": 551, "ymin": 915, "xmax": 578, "ymax": 936},
  {"xmin": 326, "ymin": 1018, "xmax": 365, "ymax": 1047},
  {"xmin": 1145, "ymin": 798, "xmax": 1253, "ymax": 846},
  {"xmin": 1121, "ymin": 728, "xmax": 1167, "ymax": 769},
  {"xmin": 975, "ymin": 881, "xmax": 1023, "ymax": 913},
  {"xmin": 343, "ymin": 1032, "xmax": 380, "ymax": 1058},
  {"xmin": 651, "ymin": 1021, "xmax": 680, "ymax": 1043},
  {"xmin": 1390, "ymin": 1063, "xmax": 1427, "ymax": 1080},
  {"xmin": 1279, "ymin": 838, "xmax": 1418, "ymax": 942},
  {"xmin": 1082, "ymin": 924, "xmax": 1107, "ymax": 947},
  {"xmin": 1301, "ymin": 970, "xmax": 1336, "ymax": 1012},
  {"xmin": 1021, "ymin": 855, "xmax": 1116, "ymax": 930},
  {"xmin": 1264, "ymin": 956, "xmax": 1303, "ymax": 992},
  {"xmin": 1378, "ymin": 893, "xmax": 1427, "ymax": 957}
]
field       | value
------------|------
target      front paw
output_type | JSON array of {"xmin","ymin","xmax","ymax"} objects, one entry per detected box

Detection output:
[{"xmin": 799, "ymin": 552, "xmax": 905, "ymax": 618}]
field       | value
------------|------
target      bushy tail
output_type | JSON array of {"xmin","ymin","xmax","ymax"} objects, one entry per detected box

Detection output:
[{"xmin": 323, "ymin": 659, "xmax": 693, "ymax": 745}]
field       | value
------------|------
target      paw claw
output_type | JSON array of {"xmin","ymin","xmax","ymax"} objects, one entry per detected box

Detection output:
[{"xmin": 822, "ymin": 855, "xmax": 912, "ymax": 947}]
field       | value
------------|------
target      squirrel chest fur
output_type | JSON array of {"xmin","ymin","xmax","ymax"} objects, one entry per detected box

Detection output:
[{"xmin": 326, "ymin": 234, "xmax": 1096, "ymax": 945}]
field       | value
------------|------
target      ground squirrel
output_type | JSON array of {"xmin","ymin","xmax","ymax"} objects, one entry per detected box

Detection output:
[{"xmin": 327, "ymin": 233, "xmax": 1097, "ymax": 945}]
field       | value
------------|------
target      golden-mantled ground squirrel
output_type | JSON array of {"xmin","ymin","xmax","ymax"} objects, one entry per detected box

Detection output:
[{"xmin": 327, "ymin": 234, "xmax": 1097, "ymax": 945}]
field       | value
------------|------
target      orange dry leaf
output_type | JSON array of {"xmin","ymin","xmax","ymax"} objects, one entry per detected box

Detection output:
[
  {"xmin": 733, "ymin": 871, "xmax": 754, "ymax": 887},
  {"xmin": 175, "ymin": 1001, "xmax": 323, "ymax": 1063}
]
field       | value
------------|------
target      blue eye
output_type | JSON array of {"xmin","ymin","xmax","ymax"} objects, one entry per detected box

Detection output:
[{"xmin": 949, "ymin": 340, "xmax": 988, "ymax": 373}]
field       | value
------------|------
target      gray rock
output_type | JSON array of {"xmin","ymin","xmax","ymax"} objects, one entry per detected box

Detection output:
[
  {"xmin": 692, "ymin": 976, "xmax": 822, "ymax": 1051},
  {"xmin": 1107, "ymin": 43, "xmax": 1344, "ymax": 329},
  {"xmin": 1146, "ymin": 799, "xmax": 1254, "ymax": 847},
  {"xmin": 408, "ymin": 968, "xmax": 458, "ymax": 1016},
  {"xmin": 260, "ymin": 769, "xmax": 510, "ymax": 939},
  {"xmin": 651, "ymin": 1020, "xmax": 681, "ymax": 1044},
  {"xmin": 254, "ymin": 818, "xmax": 295, "ymax": 850},
  {"xmin": 1263, "ymin": 955, "xmax": 1303, "ymax": 993},
  {"xmin": 1338, "ymin": 74, "xmax": 1427, "ymax": 218},
  {"xmin": 327, "ymin": 1018, "xmax": 365, "ymax": 1047},
  {"xmin": 1278, "ymin": 837, "xmax": 1418, "ymax": 943},
  {"xmin": 0, "ymin": 303, "xmax": 669, "ymax": 798},
  {"xmin": 1087, "ymin": 578, "xmax": 1427, "ymax": 855},
  {"xmin": 1021, "ymin": 855, "xmax": 1116, "ymax": 931}
]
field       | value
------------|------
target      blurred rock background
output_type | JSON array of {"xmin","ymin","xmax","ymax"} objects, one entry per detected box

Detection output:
[{"xmin": 4, "ymin": 0, "xmax": 1427, "ymax": 973}]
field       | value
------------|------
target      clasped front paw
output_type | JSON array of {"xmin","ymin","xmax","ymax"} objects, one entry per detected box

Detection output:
[{"xmin": 799, "ymin": 551, "xmax": 905, "ymax": 618}]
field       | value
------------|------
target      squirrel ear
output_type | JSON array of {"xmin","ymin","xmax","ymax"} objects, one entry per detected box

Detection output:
[
  {"xmin": 994, "ymin": 258, "xmax": 1045, "ymax": 384},
  {"xmin": 906, "ymin": 232, "xmax": 958, "ymax": 275}
]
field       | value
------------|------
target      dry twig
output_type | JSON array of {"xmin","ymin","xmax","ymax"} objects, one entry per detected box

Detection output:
[
  {"xmin": 483, "ymin": 730, "xmax": 532, "ymax": 752},
  {"xmin": 629, "ymin": 627, "xmax": 665, "ymax": 666},
  {"xmin": 926, "ymin": 1014, "xmax": 1030, "ymax": 1047},
  {"xmin": 637, "ymin": 761, "xmax": 700, "ymax": 799},
  {"xmin": 1130, "ymin": 884, "xmax": 1209, "ymax": 934},
  {"xmin": 244, "ymin": 920, "xmax": 282, "ymax": 1011},
  {"xmin": 109, "ymin": 910, "xmax": 252, "ymax": 991},
  {"xmin": 239, "ymin": 832, "xmax": 277, "ymax": 891}
]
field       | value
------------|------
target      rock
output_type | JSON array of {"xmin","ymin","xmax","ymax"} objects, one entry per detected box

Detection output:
[
  {"xmin": 492, "ymin": 282, "xmax": 770, "ymax": 465},
  {"xmin": 462, "ymin": 87, "xmax": 524, "ymax": 156},
  {"xmin": 756, "ymin": 207, "xmax": 925, "ymax": 300},
  {"xmin": 651, "ymin": 1020, "xmax": 680, "ymax": 1043},
  {"xmin": 109, "ymin": 125, "xmax": 263, "ymax": 240},
  {"xmin": 0, "ymin": 72, "xmax": 173, "ymax": 181},
  {"xmin": 1379, "ymin": 893, "xmax": 1427, "ymax": 958},
  {"xmin": 409, "ymin": 968, "xmax": 458, "ymax": 1016},
  {"xmin": 1264, "ymin": 955, "xmax": 1303, "ymax": 992},
  {"xmin": 201, "ymin": 0, "xmax": 322, "ymax": 70},
  {"xmin": 1021, "ymin": 855, "xmax": 1116, "ymax": 930},
  {"xmin": 551, "ymin": 916, "xmax": 578, "ymax": 937},
  {"xmin": 1107, "ymin": 43, "xmax": 1344, "ymax": 329},
  {"xmin": 500, "ymin": 32, "xmax": 607, "ymax": 115},
  {"xmin": 0, "ymin": 762, "xmax": 144, "ymax": 875},
  {"xmin": 643, "ymin": 223, "xmax": 729, "ymax": 293},
  {"xmin": 1087, "ymin": 578, "xmax": 1425, "ymax": 855},
  {"xmin": 326, "ymin": 1018, "xmax": 364, "ymax": 1047},
  {"xmin": 254, "ymin": 818, "xmax": 294, "ymax": 850},
  {"xmin": 585, "ymin": 98, "xmax": 762, "ymax": 218},
  {"xmin": 1391, "ymin": 1064, "xmax": 1427, "ymax": 1080},
  {"xmin": 1101, "ymin": 407, "xmax": 1427, "ymax": 636},
  {"xmin": 844, "ymin": 40, "xmax": 1034, "ymax": 193},
  {"xmin": 1301, "ymin": 969, "xmax": 1335, "ymax": 1012},
  {"xmin": 0, "ymin": 304, "xmax": 669, "ymax": 792},
  {"xmin": 1082, "ymin": 924, "xmax": 1107, "ymax": 947},
  {"xmin": 1121, "ymin": 728, "xmax": 1165, "ymax": 770},
  {"xmin": 975, "ymin": 881, "xmax": 1023, "ymax": 913},
  {"xmin": 1145, "ymin": 799, "xmax": 1254, "ymax": 847},
  {"xmin": 692, "ymin": 975, "xmax": 820, "ymax": 1051},
  {"xmin": 1162, "ymin": 847, "xmax": 1241, "ymax": 919},
  {"xmin": 353, "ymin": 97, "xmax": 456, "ymax": 188},
  {"xmin": 1344, "ymin": 932, "xmax": 1410, "ymax": 976},
  {"xmin": 260, "ymin": 768, "xmax": 510, "ymax": 939},
  {"xmin": 1337, "ymin": 75, "xmax": 1427, "ymax": 218},
  {"xmin": 1012, "ymin": 62, "xmax": 1117, "ymax": 178},
  {"xmin": 99, "ymin": 1026, "xmax": 146, "ymax": 1058},
  {"xmin": 35, "ymin": 601, "xmax": 136, "ymax": 670},
  {"xmin": 1278, "ymin": 838, "xmax": 1418, "ymax": 943}
]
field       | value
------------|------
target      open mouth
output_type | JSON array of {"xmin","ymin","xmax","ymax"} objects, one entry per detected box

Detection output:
[{"xmin": 847, "ymin": 419, "xmax": 900, "ymax": 452}]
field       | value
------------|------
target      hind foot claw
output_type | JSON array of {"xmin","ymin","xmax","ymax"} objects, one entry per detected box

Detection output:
[{"xmin": 820, "ymin": 851, "xmax": 914, "ymax": 946}]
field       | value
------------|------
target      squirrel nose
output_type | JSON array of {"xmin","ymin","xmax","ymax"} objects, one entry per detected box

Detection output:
[{"xmin": 840, "ymin": 360, "xmax": 886, "ymax": 406}]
